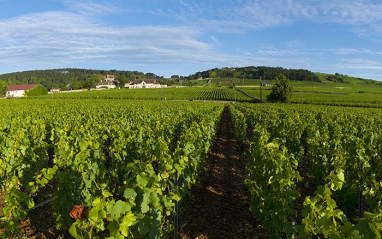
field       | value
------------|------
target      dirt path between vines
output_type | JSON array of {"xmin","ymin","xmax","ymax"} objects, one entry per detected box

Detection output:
[{"xmin": 180, "ymin": 105, "xmax": 267, "ymax": 239}]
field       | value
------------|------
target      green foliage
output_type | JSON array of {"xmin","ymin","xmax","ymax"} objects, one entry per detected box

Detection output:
[
  {"xmin": 190, "ymin": 66, "xmax": 321, "ymax": 82},
  {"xmin": 209, "ymin": 71, "xmax": 217, "ymax": 78},
  {"xmin": 71, "ymin": 81, "xmax": 83, "ymax": 90},
  {"xmin": 24, "ymin": 85, "xmax": 48, "ymax": 96},
  {"xmin": 0, "ymin": 99, "xmax": 223, "ymax": 238},
  {"xmin": 228, "ymin": 106, "xmax": 247, "ymax": 144},
  {"xmin": 28, "ymin": 87, "xmax": 254, "ymax": 102},
  {"xmin": 246, "ymin": 126, "xmax": 301, "ymax": 238},
  {"xmin": 84, "ymin": 75, "xmax": 103, "ymax": 89},
  {"xmin": 0, "ymin": 68, "xmax": 155, "ymax": 90},
  {"xmin": 117, "ymin": 75, "xmax": 129, "ymax": 88},
  {"xmin": 231, "ymin": 103, "xmax": 382, "ymax": 238},
  {"xmin": 0, "ymin": 80, "xmax": 7, "ymax": 97},
  {"xmin": 266, "ymin": 73, "xmax": 293, "ymax": 103},
  {"xmin": 327, "ymin": 73, "xmax": 346, "ymax": 83}
]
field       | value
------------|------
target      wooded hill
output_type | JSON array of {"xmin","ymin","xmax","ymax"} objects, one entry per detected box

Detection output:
[
  {"xmin": 189, "ymin": 66, "xmax": 320, "ymax": 82},
  {"xmin": 0, "ymin": 68, "xmax": 160, "ymax": 90},
  {"xmin": 189, "ymin": 66, "xmax": 380, "ymax": 85}
]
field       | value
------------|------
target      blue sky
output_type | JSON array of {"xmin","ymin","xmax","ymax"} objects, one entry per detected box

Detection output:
[{"xmin": 1, "ymin": 0, "xmax": 382, "ymax": 80}]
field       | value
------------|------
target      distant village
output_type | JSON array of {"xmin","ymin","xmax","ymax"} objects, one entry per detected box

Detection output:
[{"xmin": 6, "ymin": 74, "xmax": 168, "ymax": 98}]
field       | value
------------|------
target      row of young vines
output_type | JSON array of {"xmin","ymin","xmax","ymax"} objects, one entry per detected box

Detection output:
[
  {"xmin": 230, "ymin": 103, "xmax": 382, "ymax": 238},
  {"xmin": 31, "ymin": 87, "xmax": 253, "ymax": 102},
  {"xmin": 0, "ymin": 99, "xmax": 223, "ymax": 238}
]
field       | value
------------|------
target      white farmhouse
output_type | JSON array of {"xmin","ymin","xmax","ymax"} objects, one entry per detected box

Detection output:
[
  {"xmin": 96, "ymin": 75, "xmax": 119, "ymax": 89},
  {"xmin": 50, "ymin": 88, "xmax": 60, "ymax": 93},
  {"xmin": 126, "ymin": 78, "xmax": 167, "ymax": 89},
  {"xmin": 7, "ymin": 84, "xmax": 40, "ymax": 98}
]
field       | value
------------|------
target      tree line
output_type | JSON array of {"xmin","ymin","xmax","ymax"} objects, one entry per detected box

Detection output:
[
  {"xmin": 0, "ymin": 68, "xmax": 161, "ymax": 90},
  {"xmin": 188, "ymin": 66, "xmax": 321, "ymax": 82}
]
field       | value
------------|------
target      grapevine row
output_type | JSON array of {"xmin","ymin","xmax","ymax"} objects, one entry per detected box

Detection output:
[
  {"xmin": 30, "ymin": 87, "xmax": 254, "ymax": 102},
  {"xmin": 0, "ymin": 99, "xmax": 223, "ymax": 238},
  {"xmin": 230, "ymin": 103, "xmax": 382, "ymax": 238}
]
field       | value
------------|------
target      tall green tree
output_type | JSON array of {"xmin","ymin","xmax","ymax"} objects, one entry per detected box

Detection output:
[
  {"xmin": 24, "ymin": 85, "xmax": 48, "ymax": 96},
  {"xmin": 266, "ymin": 73, "xmax": 293, "ymax": 103},
  {"xmin": 84, "ymin": 74, "xmax": 103, "ymax": 89},
  {"xmin": 117, "ymin": 75, "xmax": 129, "ymax": 88},
  {"xmin": 0, "ymin": 80, "xmax": 8, "ymax": 97},
  {"xmin": 209, "ymin": 71, "xmax": 217, "ymax": 78}
]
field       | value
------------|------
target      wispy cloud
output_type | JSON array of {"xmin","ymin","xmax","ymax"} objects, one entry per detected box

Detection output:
[
  {"xmin": 338, "ymin": 58, "xmax": 382, "ymax": 70},
  {"xmin": 257, "ymin": 49, "xmax": 312, "ymax": 56},
  {"xmin": 152, "ymin": 0, "xmax": 382, "ymax": 34},
  {"xmin": 0, "ymin": 8, "xmax": 296, "ymax": 71},
  {"xmin": 257, "ymin": 47, "xmax": 382, "ymax": 57},
  {"xmin": 339, "ymin": 58, "xmax": 379, "ymax": 65},
  {"xmin": 330, "ymin": 48, "xmax": 382, "ymax": 55},
  {"xmin": 0, "ymin": 10, "xmax": 214, "ymax": 68},
  {"xmin": 63, "ymin": 0, "xmax": 119, "ymax": 16}
]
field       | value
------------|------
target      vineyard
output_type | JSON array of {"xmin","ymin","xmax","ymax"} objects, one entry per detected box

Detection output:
[
  {"xmin": 238, "ymin": 87, "xmax": 382, "ymax": 108},
  {"xmin": 230, "ymin": 103, "xmax": 382, "ymax": 238},
  {"xmin": 0, "ymin": 99, "xmax": 223, "ymax": 238},
  {"xmin": 31, "ymin": 88, "xmax": 253, "ymax": 102},
  {"xmin": 27, "ymin": 84, "xmax": 382, "ymax": 108},
  {"xmin": 1, "ymin": 95, "xmax": 382, "ymax": 238}
]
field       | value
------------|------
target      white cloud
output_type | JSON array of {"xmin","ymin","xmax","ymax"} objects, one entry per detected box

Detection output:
[
  {"xmin": 210, "ymin": 35, "xmax": 222, "ymax": 46},
  {"xmin": 63, "ymin": 0, "xmax": 119, "ymax": 16},
  {"xmin": 257, "ymin": 47, "xmax": 382, "ymax": 57},
  {"xmin": 0, "ymin": 10, "xmax": 287, "ymax": 71},
  {"xmin": 330, "ymin": 48, "xmax": 382, "ymax": 55},
  {"xmin": 339, "ymin": 58, "xmax": 379, "ymax": 65},
  {"xmin": 0, "ymin": 11, "xmax": 211, "ymax": 70},
  {"xmin": 344, "ymin": 65, "xmax": 382, "ymax": 70},
  {"xmin": 257, "ymin": 49, "xmax": 310, "ymax": 56},
  {"xmin": 152, "ymin": 0, "xmax": 382, "ymax": 34}
]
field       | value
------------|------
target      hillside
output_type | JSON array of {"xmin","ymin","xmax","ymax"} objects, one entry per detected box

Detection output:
[
  {"xmin": 314, "ymin": 72, "xmax": 381, "ymax": 85},
  {"xmin": 187, "ymin": 67, "xmax": 381, "ymax": 89},
  {"xmin": 0, "ymin": 68, "xmax": 160, "ymax": 90},
  {"xmin": 188, "ymin": 66, "xmax": 321, "ymax": 82}
]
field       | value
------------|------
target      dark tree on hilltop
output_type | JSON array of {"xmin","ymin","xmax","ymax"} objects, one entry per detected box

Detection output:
[
  {"xmin": 266, "ymin": 73, "xmax": 293, "ymax": 103},
  {"xmin": 326, "ymin": 73, "xmax": 346, "ymax": 83}
]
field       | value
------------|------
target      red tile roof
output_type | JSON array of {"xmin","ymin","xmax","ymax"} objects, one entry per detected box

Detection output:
[{"xmin": 8, "ymin": 84, "xmax": 40, "ymax": 91}]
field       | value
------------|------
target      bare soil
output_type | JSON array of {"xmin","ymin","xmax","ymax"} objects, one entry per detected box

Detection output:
[
  {"xmin": 0, "ymin": 185, "xmax": 61, "ymax": 239},
  {"xmin": 180, "ymin": 105, "xmax": 267, "ymax": 239}
]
